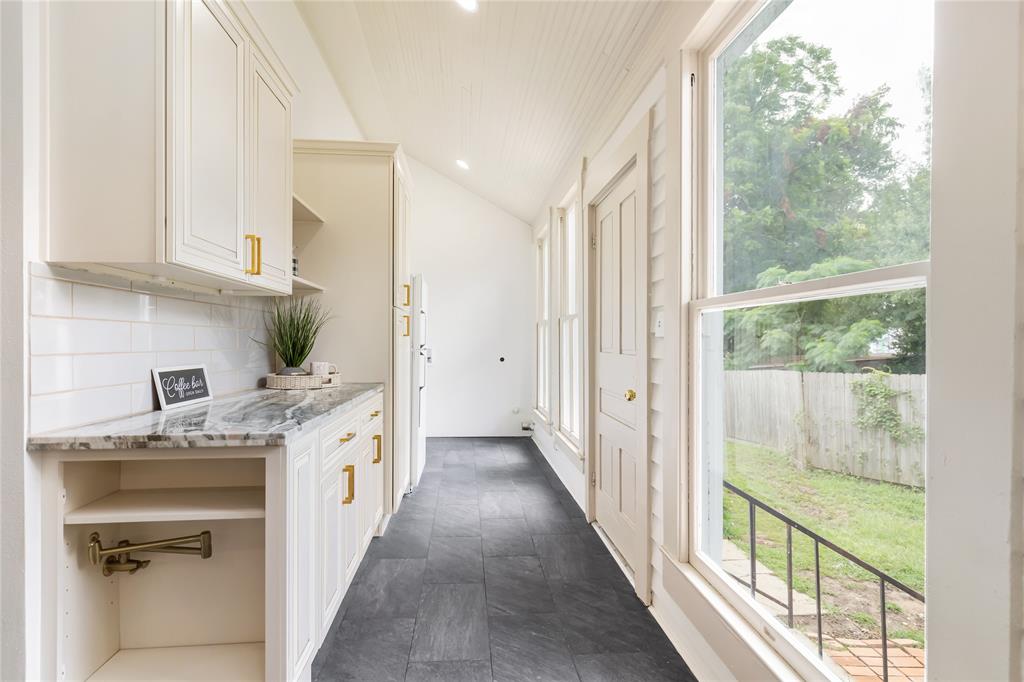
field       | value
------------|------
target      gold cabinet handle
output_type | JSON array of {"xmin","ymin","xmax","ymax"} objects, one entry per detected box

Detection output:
[
  {"xmin": 373, "ymin": 434, "xmax": 382, "ymax": 464},
  {"xmin": 625, "ymin": 389, "xmax": 637, "ymax": 402},
  {"xmin": 403, "ymin": 315, "xmax": 410, "ymax": 337},
  {"xmin": 402, "ymin": 283, "xmax": 411, "ymax": 307},
  {"xmin": 370, "ymin": 410, "xmax": 381, "ymax": 418},
  {"xmin": 342, "ymin": 464, "xmax": 355, "ymax": 505},
  {"xmin": 255, "ymin": 236, "xmax": 262, "ymax": 275},
  {"xmin": 245, "ymin": 234, "xmax": 258, "ymax": 274},
  {"xmin": 338, "ymin": 432, "xmax": 356, "ymax": 444}
]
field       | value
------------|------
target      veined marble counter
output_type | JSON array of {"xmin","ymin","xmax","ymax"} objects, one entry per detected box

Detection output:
[{"xmin": 27, "ymin": 383, "xmax": 383, "ymax": 451}]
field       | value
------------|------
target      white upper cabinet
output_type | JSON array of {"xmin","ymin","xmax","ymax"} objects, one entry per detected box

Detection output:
[
  {"xmin": 249, "ymin": 45, "xmax": 293, "ymax": 293},
  {"xmin": 46, "ymin": 0, "xmax": 296, "ymax": 295}
]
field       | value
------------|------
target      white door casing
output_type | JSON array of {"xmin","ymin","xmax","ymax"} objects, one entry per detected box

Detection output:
[{"xmin": 585, "ymin": 113, "xmax": 651, "ymax": 604}]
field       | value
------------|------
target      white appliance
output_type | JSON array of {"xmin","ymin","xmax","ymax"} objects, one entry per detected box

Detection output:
[{"xmin": 410, "ymin": 274, "xmax": 430, "ymax": 486}]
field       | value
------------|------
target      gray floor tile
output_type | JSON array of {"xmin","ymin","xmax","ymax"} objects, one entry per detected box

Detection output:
[
  {"xmin": 438, "ymin": 481, "xmax": 480, "ymax": 505},
  {"xmin": 478, "ymin": 491, "xmax": 524, "ymax": 519},
  {"xmin": 313, "ymin": 617, "xmax": 414, "ymax": 682},
  {"xmin": 345, "ymin": 558, "xmax": 426, "ymax": 618},
  {"xmin": 484, "ymin": 555, "xmax": 556, "ymax": 616},
  {"xmin": 366, "ymin": 518, "xmax": 432, "ymax": 559},
  {"xmin": 425, "ymin": 536, "xmax": 484, "ymax": 583},
  {"xmin": 573, "ymin": 652, "xmax": 696, "ymax": 682},
  {"xmin": 533, "ymin": 534, "xmax": 624, "ymax": 583},
  {"xmin": 481, "ymin": 517, "xmax": 536, "ymax": 557},
  {"xmin": 404, "ymin": 660, "xmax": 493, "ymax": 682},
  {"xmin": 549, "ymin": 581, "xmax": 675, "ymax": 655},
  {"xmin": 490, "ymin": 614, "xmax": 580, "ymax": 682},
  {"xmin": 433, "ymin": 503, "xmax": 482, "ymax": 536},
  {"xmin": 409, "ymin": 583, "xmax": 490, "ymax": 662}
]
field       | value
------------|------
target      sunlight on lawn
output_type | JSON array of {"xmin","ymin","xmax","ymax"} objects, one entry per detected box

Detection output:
[{"xmin": 723, "ymin": 439, "xmax": 925, "ymax": 640}]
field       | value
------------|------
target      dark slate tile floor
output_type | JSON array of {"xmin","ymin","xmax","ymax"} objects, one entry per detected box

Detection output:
[{"xmin": 312, "ymin": 437, "xmax": 696, "ymax": 682}]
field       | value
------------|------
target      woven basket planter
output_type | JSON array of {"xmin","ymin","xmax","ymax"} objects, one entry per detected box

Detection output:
[{"xmin": 266, "ymin": 373, "xmax": 325, "ymax": 390}]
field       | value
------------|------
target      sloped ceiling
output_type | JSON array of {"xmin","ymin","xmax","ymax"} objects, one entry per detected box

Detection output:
[{"xmin": 297, "ymin": 0, "xmax": 685, "ymax": 223}]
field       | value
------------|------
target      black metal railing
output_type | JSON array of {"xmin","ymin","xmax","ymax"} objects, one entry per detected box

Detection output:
[{"xmin": 723, "ymin": 480, "xmax": 924, "ymax": 682}]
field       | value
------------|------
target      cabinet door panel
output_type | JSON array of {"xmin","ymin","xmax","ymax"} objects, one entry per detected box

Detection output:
[
  {"xmin": 170, "ymin": 0, "xmax": 246, "ymax": 280},
  {"xmin": 393, "ymin": 309, "xmax": 412, "ymax": 510},
  {"xmin": 393, "ymin": 176, "xmax": 410, "ymax": 307},
  {"xmin": 288, "ymin": 433, "xmax": 317, "ymax": 677},
  {"xmin": 318, "ymin": 472, "xmax": 342, "ymax": 639},
  {"xmin": 250, "ymin": 48, "xmax": 292, "ymax": 292}
]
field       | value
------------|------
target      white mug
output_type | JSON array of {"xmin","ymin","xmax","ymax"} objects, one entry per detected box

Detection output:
[{"xmin": 310, "ymin": 362, "xmax": 337, "ymax": 376}]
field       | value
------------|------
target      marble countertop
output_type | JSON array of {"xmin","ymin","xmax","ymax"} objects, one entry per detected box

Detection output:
[{"xmin": 27, "ymin": 383, "xmax": 384, "ymax": 451}]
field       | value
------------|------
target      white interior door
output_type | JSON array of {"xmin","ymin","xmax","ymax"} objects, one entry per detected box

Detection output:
[{"xmin": 593, "ymin": 164, "xmax": 644, "ymax": 576}]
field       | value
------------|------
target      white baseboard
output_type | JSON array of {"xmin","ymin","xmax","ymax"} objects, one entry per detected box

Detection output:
[{"xmin": 530, "ymin": 427, "xmax": 585, "ymax": 509}]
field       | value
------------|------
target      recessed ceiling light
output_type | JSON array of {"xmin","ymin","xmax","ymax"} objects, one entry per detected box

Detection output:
[
  {"xmin": 456, "ymin": 159, "xmax": 470, "ymax": 170},
  {"xmin": 455, "ymin": 0, "xmax": 478, "ymax": 12}
]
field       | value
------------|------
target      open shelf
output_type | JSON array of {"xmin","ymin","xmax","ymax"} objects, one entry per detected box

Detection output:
[
  {"xmin": 88, "ymin": 642, "xmax": 264, "ymax": 681},
  {"xmin": 292, "ymin": 193, "xmax": 325, "ymax": 223},
  {"xmin": 64, "ymin": 486, "xmax": 265, "ymax": 525},
  {"xmin": 291, "ymin": 275, "xmax": 325, "ymax": 295}
]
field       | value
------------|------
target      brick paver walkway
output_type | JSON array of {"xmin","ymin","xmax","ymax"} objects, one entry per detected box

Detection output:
[{"xmin": 818, "ymin": 635, "xmax": 925, "ymax": 681}]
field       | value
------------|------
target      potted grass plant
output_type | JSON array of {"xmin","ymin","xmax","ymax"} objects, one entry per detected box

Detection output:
[{"xmin": 264, "ymin": 297, "xmax": 332, "ymax": 376}]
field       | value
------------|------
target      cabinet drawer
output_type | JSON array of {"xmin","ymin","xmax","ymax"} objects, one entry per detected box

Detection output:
[
  {"xmin": 361, "ymin": 396, "xmax": 385, "ymax": 428},
  {"xmin": 321, "ymin": 412, "xmax": 360, "ymax": 466}
]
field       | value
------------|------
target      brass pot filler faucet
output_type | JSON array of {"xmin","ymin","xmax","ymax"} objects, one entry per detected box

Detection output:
[{"xmin": 88, "ymin": 531, "xmax": 213, "ymax": 576}]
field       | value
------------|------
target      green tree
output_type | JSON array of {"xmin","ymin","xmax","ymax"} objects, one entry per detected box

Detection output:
[{"xmin": 721, "ymin": 37, "xmax": 930, "ymax": 373}]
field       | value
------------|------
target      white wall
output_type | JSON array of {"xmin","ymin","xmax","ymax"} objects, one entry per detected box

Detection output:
[
  {"xmin": 406, "ymin": 157, "xmax": 534, "ymax": 437},
  {"xmin": 247, "ymin": 0, "xmax": 363, "ymax": 140}
]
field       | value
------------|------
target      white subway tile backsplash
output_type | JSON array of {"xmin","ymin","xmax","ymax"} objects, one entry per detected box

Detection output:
[
  {"xmin": 156, "ymin": 350, "xmax": 211, "ymax": 367},
  {"xmin": 31, "ymin": 317, "xmax": 132, "ymax": 355},
  {"xmin": 195, "ymin": 327, "xmax": 238, "ymax": 350},
  {"xmin": 72, "ymin": 284, "xmax": 156, "ymax": 321},
  {"xmin": 31, "ymin": 277, "xmax": 73, "ymax": 317},
  {"xmin": 29, "ymin": 276, "xmax": 274, "ymax": 433},
  {"xmin": 31, "ymin": 385, "xmax": 133, "ymax": 433},
  {"xmin": 131, "ymin": 323, "xmax": 195, "ymax": 352},
  {"xmin": 158, "ymin": 297, "xmax": 212, "ymax": 325},
  {"xmin": 31, "ymin": 355, "xmax": 74, "ymax": 395},
  {"xmin": 73, "ymin": 353, "xmax": 156, "ymax": 390}
]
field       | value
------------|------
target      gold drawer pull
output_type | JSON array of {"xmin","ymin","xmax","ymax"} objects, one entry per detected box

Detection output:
[
  {"xmin": 244, "ymin": 234, "xmax": 258, "ymax": 274},
  {"xmin": 342, "ymin": 464, "xmax": 355, "ymax": 505},
  {"xmin": 373, "ymin": 434, "xmax": 382, "ymax": 464},
  {"xmin": 403, "ymin": 283, "xmax": 411, "ymax": 307},
  {"xmin": 338, "ymin": 432, "xmax": 356, "ymax": 444},
  {"xmin": 255, "ymin": 236, "xmax": 263, "ymax": 275},
  {"xmin": 403, "ymin": 315, "xmax": 411, "ymax": 337},
  {"xmin": 370, "ymin": 410, "xmax": 381, "ymax": 418},
  {"xmin": 625, "ymin": 389, "xmax": 637, "ymax": 402}
]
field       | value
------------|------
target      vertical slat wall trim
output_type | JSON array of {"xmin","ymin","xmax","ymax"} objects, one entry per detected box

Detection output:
[{"xmin": 648, "ymin": 98, "xmax": 668, "ymax": 564}]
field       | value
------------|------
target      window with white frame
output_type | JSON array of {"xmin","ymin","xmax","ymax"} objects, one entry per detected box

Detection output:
[
  {"xmin": 536, "ymin": 232, "xmax": 551, "ymax": 417},
  {"xmin": 558, "ymin": 203, "xmax": 581, "ymax": 443},
  {"xmin": 690, "ymin": 0, "xmax": 932, "ymax": 678}
]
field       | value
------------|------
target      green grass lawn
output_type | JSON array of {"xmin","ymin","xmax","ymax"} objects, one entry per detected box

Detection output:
[{"xmin": 722, "ymin": 439, "xmax": 925, "ymax": 637}]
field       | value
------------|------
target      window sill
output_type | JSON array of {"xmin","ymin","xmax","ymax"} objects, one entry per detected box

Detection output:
[{"xmin": 657, "ymin": 546, "xmax": 803, "ymax": 682}]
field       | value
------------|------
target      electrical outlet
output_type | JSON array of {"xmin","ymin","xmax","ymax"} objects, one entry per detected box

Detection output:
[{"xmin": 653, "ymin": 311, "xmax": 666, "ymax": 338}]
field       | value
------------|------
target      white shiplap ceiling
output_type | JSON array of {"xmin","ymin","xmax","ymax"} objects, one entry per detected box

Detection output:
[{"xmin": 297, "ymin": 0, "xmax": 683, "ymax": 223}]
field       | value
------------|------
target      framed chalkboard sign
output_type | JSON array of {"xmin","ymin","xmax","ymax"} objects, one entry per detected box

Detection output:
[{"xmin": 152, "ymin": 365, "xmax": 213, "ymax": 411}]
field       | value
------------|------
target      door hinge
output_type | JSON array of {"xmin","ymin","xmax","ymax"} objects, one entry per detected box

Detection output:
[
  {"xmin": 590, "ymin": 470, "xmax": 596, "ymax": 486},
  {"xmin": 590, "ymin": 233, "xmax": 597, "ymax": 250},
  {"xmin": 690, "ymin": 73, "xmax": 695, "ymax": 87}
]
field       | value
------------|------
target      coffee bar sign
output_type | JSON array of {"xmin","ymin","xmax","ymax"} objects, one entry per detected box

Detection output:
[{"xmin": 152, "ymin": 365, "xmax": 213, "ymax": 410}]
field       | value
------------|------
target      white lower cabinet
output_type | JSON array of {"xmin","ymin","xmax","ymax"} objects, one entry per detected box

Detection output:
[
  {"xmin": 39, "ymin": 393, "xmax": 386, "ymax": 682},
  {"xmin": 287, "ymin": 431, "xmax": 318, "ymax": 680}
]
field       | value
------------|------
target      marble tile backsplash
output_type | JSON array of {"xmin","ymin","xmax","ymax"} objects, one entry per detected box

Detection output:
[{"xmin": 29, "ymin": 273, "xmax": 274, "ymax": 434}]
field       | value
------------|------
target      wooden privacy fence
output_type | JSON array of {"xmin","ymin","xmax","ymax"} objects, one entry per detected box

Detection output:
[{"xmin": 723, "ymin": 370, "xmax": 926, "ymax": 487}]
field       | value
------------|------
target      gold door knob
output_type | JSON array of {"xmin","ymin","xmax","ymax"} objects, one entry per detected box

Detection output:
[
  {"xmin": 342, "ymin": 464, "xmax": 355, "ymax": 505},
  {"xmin": 373, "ymin": 434, "xmax": 382, "ymax": 463},
  {"xmin": 338, "ymin": 432, "xmax": 356, "ymax": 443},
  {"xmin": 625, "ymin": 389, "xmax": 637, "ymax": 402}
]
